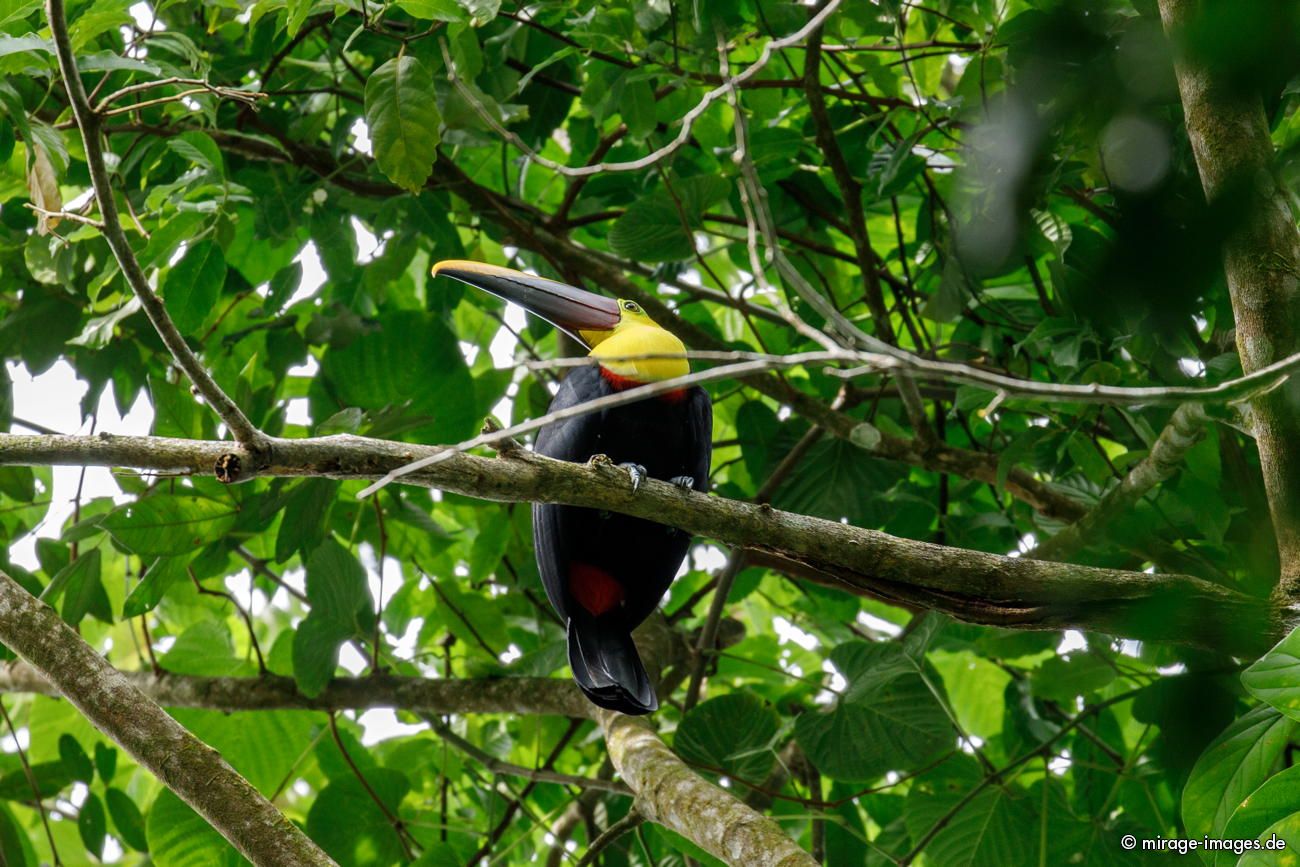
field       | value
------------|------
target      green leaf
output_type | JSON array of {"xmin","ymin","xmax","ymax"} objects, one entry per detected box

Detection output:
[
  {"xmin": 171, "ymin": 709, "xmax": 316, "ymax": 795},
  {"xmin": 78, "ymin": 791, "xmax": 107, "ymax": 859},
  {"xmin": 163, "ymin": 240, "xmax": 226, "ymax": 336},
  {"xmin": 0, "ymin": 803, "xmax": 29, "ymax": 867},
  {"xmin": 622, "ymin": 77, "xmax": 656, "ymax": 140},
  {"xmin": 293, "ymin": 608, "xmax": 353, "ymax": 697},
  {"xmin": 94, "ymin": 743, "xmax": 116, "ymax": 784},
  {"xmin": 457, "ymin": 0, "xmax": 499, "ymax": 24},
  {"xmin": 397, "ymin": 0, "xmax": 465, "ymax": 20},
  {"xmin": 284, "ymin": 0, "xmax": 312, "ymax": 37},
  {"xmin": 58, "ymin": 733, "xmax": 93, "ymax": 783},
  {"xmin": 160, "ymin": 621, "xmax": 246, "ymax": 677},
  {"xmin": 905, "ymin": 784, "xmax": 1037, "ymax": 867},
  {"xmin": 608, "ymin": 175, "xmax": 730, "ymax": 262},
  {"xmin": 275, "ymin": 478, "xmax": 339, "ymax": 562},
  {"xmin": 123, "ymin": 556, "xmax": 190, "ymax": 618},
  {"xmin": 39, "ymin": 549, "xmax": 101, "ymax": 626},
  {"xmin": 306, "ymin": 768, "xmax": 411, "ymax": 864},
  {"xmin": 796, "ymin": 643, "xmax": 952, "ymax": 782},
  {"xmin": 364, "ymin": 56, "xmax": 441, "ymax": 193},
  {"xmin": 1029, "ymin": 654, "xmax": 1115, "ymax": 704},
  {"xmin": 0, "ymin": 0, "xmax": 40, "ymax": 29},
  {"xmin": 675, "ymin": 693, "xmax": 779, "ymax": 783},
  {"xmin": 1217, "ymin": 763, "xmax": 1300, "ymax": 866},
  {"xmin": 1244, "ymin": 627, "xmax": 1300, "ymax": 720},
  {"xmin": 146, "ymin": 788, "xmax": 241, "ymax": 867},
  {"xmin": 320, "ymin": 311, "xmax": 477, "ymax": 443},
  {"xmin": 106, "ymin": 787, "xmax": 148, "ymax": 852},
  {"xmin": 102, "ymin": 495, "xmax": 238, "ymax": 557},
  {"xmin": 0, "ymin": 761, "xmax": 73, "ymax": 800},
  {"xmin": 1238, "ymin": 811, "xmax": 1300, "ymax": 867},
  {"xmin": 305, "ymin": 538, "xmax": 371, "ymax": 622},
  {"xmin": 1182, "ymin": 706, "xmax": 1294, "ymax": 839},
  {"xmin": 168, "ymin": 131, "xmax": 225, "ymax": 178}
]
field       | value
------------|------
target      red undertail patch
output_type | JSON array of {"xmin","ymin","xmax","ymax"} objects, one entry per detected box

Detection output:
[{"xmin": 569, "ymin": 562, "xmax": 624, "ymax": 616}]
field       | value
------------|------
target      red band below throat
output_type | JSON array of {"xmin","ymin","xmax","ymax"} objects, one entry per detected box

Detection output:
[{"xmin": 599, "ymin": 366, "xmax": 687, "ymax": 403}]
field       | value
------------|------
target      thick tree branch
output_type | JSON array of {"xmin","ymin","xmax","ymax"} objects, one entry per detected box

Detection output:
[
  {"xmin": 599, "ymin": 709, "xmax": 816, "ymax": 867},
  {"xmin": 0, "ymin": 570, "xmax": 333, "ymax": 865},
  {"xmin": 0, "ymin": 431, "xmax": 1281, "ymax": 655},
  {"xmin": 0, "ymin": 661, "xmax": 593, "ymax": 718},
  {"xmin": 1030, "ymin": 403, "xmax": 1208, "ymax": 562},
  {"xmin": 1160, "ymin": 0, "xmax": 1300, "ymax": 593},
  {"xmin": 44, "ymin": 0, "xmax": 267, "ymax": 454}
]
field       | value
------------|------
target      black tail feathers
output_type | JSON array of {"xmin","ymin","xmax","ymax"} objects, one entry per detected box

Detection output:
[{"xmin": 567, "ymin": 614, "xmax": 657, "ymax": 715}]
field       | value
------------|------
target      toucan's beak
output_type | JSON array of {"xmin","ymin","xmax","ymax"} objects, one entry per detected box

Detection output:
[{"xmin": 432, "ymin": 260, "xmax": 621, "ymax": 342}]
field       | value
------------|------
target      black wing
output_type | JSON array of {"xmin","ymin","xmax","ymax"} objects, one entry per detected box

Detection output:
[
  {"xmin": 532, "ymin": 367, "xmax": 609, "ymax": 621},
  {"xmin": 685, "ymin": 386, "xmax": 712, "ymax": 493}
]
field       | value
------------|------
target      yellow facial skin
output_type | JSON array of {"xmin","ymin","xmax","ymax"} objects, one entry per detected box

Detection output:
[{"xmin": 580, "ymin": 300, "xmax": 689, "ymax": 383}]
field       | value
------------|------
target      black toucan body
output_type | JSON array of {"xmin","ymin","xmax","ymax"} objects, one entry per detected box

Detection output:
[{"xmin": 432, "ymin": 260, "xmax": 712, "ymax": 715}]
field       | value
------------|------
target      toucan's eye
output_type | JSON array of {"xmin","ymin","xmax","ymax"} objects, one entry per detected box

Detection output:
[{"xmin": 623, "ymin": 301, "xmax": 638, "ymax": 312}]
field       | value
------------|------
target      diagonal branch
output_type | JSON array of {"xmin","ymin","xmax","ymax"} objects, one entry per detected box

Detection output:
[
  {"xmin": 1029, "ymin": 403, "xmax": 1209, "ymax": 562},
  {"xmin": 0, "ymin": 431, "xmax": 1281, "ymax": 656},
  {"xmin": 44, "ymin": 0, "xmax": 268, "ymax": 455},
  {"xmin": 0, "ymin": 569, "xmax": 333, "ymax": 865},
  {"xmin": 599, "ymin": 709, "xmax": 816, "ymax": 867}
]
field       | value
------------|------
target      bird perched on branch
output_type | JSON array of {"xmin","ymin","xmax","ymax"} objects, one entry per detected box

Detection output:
[{"xmin": 432, "ymin": 260, "xmax": 712, "ymax": 715}]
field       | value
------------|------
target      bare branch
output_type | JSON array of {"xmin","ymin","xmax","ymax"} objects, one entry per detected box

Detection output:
[
  {"xmin": 1030, "ymin": 403, "xmax": 1209, "ymax": 562},
  {"xmin": 0, "ymin": 431, "xmax": 1281, "ymax": 655},
  {"xmin": 0, "ymin": 570, "xmax": 333, "ymax": 865},
  {"xmin": 0, "ymin": 661, "xmax": 594, "ymax": 717},
  {"xmin": 599, "ymin": 710, "xmax": 817, "ymax": 867}
]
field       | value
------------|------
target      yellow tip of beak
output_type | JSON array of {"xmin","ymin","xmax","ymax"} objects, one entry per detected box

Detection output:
[{"xmin": 431, "ymin": 259, "xmax": 491, "ymax": 278}]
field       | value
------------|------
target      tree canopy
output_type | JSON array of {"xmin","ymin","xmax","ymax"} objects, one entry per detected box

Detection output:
[{"xmin": 1, "ymin": 0, "xmax": 1300, "ymax": 864}]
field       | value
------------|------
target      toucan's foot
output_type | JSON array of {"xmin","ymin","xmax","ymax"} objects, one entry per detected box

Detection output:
[
  {"xmin": 618, "ymin": 462, "xmax": 647, "ymax": 493},
  {"xmin": 669, "ymin": 475, "xmax": 695, "ymax": 491}
]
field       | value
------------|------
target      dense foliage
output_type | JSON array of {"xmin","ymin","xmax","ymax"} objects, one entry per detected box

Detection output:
[{"xmin": 1, "ymin": 0, "xmax": 1299, "ymax": 864}]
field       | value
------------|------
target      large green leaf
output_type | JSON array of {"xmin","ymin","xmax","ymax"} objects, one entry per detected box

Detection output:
[
  {"xmin": 796, "ymin": 643, "xmax": 952, "ymax": 782},
  {"xmin": 364, "ymin": 56, "xmax": 441, "ymax": 193},
  {"xmin": 78, "ymin": 791, "xmax": 106, "ymax": 859},
  {"xmin": 106, "ymin": 787, "xmax": 148, "ymax": 852},
  {"xmin": 675, "ymin": 692, "xmax": 779, "ymax": 783},
  {"xmin": 171, "ymin": 709, "xmax": 317, "ymax": 796},
  {"xmin": 320, "ymin": 311, "xmax": 477, "ymax": 443},
  {"xmin": 292, "ymin": 539, "xmax": 372, "ymax": 697},
  {"xmin": 163, "ymin": 240, "xmax": 226, "ymax": 336},
  {"xmin": 1182, "ymin": 706, "xmax": 1294, "ymax": 840},
  {"xmin": 102, "ymin": 495, "xmax": 239, "ymax": 557},
  {"xmin": 1243, "ymin": 627, "xmax": 1300, "ymax": 720},
  {"xmin": 905, "ymin": 784, "xmax": 1038, "ymax": 867},
  {"xmin": 1238, "ymin": 811, "xmax": 1300, "ymax": 867},
  {"xmin": 608, "ymin": 176, "xmax": 731, "ymax": 262},
  {"xmin": 146, "ymin": 789, "xmax": 243, "ymax": 867},
  {"xmin": 1217, "ymin": 763, "xmax": 1300, "ymax": 866},
  {"xmin": 306, "ymin": 768, "xmax": 411, "ymax": 865}
]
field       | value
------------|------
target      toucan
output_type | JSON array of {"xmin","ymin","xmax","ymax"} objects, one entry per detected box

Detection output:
[{"xmin": 431, "ymin": 260, "xmax": 712, "ymax": 715}]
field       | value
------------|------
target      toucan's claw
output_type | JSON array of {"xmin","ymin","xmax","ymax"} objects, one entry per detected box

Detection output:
[
  {"xmin": 669, "ymin": 475, "xmax": 695, "ymax": 491},
  {"xmin": 618, "ymin": 463, "xmax": 647, "ymax": 493}
]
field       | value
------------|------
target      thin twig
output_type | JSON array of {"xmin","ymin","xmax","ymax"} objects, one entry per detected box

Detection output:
[
  {"xmin": 436, "ymin": 0, "xmax": 843, "ymax": 178},
  {"xmin": 328, "ymin": 712, "xmax": 416, "ymax": 859},
  {"xmin": 575, "ymin": 812, "xmax": 645, "ymax": 867},
  {"xmin": 45, "ymin": 0, "xmax": 269, "ymax": 454},
  {"xmin": 428, "ymin": 719, "xmax": 631, "ymax": 795},
  {"xmin": 0, "ymin": 700, "xmax": 61, "ymax": 865}
]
